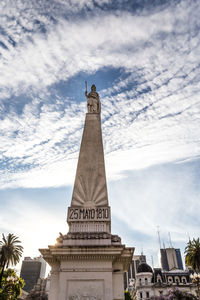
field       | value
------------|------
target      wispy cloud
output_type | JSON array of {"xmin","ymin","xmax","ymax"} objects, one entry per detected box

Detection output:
[
  {"xmin": 1, "ymin": 1, "xmax": 200, "ymax": 266},
  {"xmin": 108, "ymin": 159, "xmax": 200, "ymax": 265},
  {"xmin": 0, "ymin": 0, "xmax": 200, "ymax": 190},
  {"xmin": 0, "ymin": 1, "xmax": 196, "ymax": 96}
]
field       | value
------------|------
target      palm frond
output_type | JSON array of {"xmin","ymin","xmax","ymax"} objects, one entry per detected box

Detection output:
[{"xmin": 0, "ymin": 233, "xmax": 23, "ymax": 269}]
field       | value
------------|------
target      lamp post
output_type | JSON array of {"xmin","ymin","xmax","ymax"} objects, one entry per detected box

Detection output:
[{"xmin": 190, "ymin": 272, "xmax": 200, "ymax": 299}]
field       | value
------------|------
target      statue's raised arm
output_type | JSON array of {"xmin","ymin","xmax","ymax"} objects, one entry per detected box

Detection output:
[{"xmin": 85, "ymin": 84, "xmax": 101, "ymax": 114}]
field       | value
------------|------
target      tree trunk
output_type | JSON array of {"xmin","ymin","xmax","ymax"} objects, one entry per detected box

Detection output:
[{"xmin": 0, "ymin": 260, "xmax": 6, "ymax": 288}]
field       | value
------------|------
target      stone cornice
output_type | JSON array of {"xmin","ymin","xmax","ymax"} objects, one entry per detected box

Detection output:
[
  {"xmin": 60, "ymin": 268, "xmax": 113, "ymax": 272},
  {"xmin": 39, "ymin": 245, "xmax": 134, "ymax": 267}
]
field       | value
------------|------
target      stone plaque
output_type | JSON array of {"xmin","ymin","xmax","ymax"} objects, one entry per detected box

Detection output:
[
  {"xmin": 67, "ymin": 280, "xmax": 104, "ymax": 300},
  {"xmin": 67, "ymin": 206, "xmax": 110, "ymax": 222}
]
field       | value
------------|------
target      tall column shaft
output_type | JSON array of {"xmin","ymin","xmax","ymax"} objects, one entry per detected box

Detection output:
[
  {"xmin": 71, "ymin": 113, "xmax": 108, "ymax": 207},
  {"xmin": 67, "ymin": 113, "xmax": 111, "ymax": 236}
]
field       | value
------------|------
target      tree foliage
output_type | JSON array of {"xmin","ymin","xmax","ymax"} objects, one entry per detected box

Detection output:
[
  {"xmin": 185, "ymin": 238, "xmax": 200, "ymax": 272},
  {"xmin": 0, "ymin": 233, "xmax": 23, "ymax": 287},
  {"xmin": 125, "ymin": 290, "xmax": 134, "ymax": 300},
  {"xmin": 0, "ymin": 268, "xmax": 24, "ymax": 299},
  {"xmin": 150, "ymin": 288, "xmax": 198, "ymax": 300}
]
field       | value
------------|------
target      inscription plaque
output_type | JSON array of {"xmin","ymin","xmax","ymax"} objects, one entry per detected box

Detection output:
[
  {"xmin": 67, "ymin": 206, "xmax": 110, "ymax": 222},
  {"xmin": 67, "ymin": 280, "xmax": 104, "ymax": 300}
]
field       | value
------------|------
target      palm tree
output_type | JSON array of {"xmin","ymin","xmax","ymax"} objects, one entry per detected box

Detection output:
[
  {"xmin": 0, "ymin": 233, "xmax": 23, "ymax": 288},
  {"xmin": 185, "ymin": 238, "xmax": 200, "ymax": 299},
  {"xmin": 185, "ymin": 238, "xmax": 200, "ymax": 272}
]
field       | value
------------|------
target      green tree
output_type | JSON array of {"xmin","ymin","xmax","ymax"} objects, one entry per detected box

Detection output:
[
  {"xmin": 125, "ymin": 290, "xmax": 134, "ymax": 300},
  {"xmin": 0, "ymin": 268, "xmax": 24, "ymax": 299},
  {"xmin": 0, "ymin": 233, "xmax": 23, "ymax": 288},
  {"xmin": 185, "ymin": 238, "xmax": 200, "ymax": 272}
]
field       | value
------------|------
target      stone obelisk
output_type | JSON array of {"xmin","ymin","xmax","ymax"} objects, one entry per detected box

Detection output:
[{"xmin": 40, "ymin": 84, "xmax": 134, "ymax": 300}]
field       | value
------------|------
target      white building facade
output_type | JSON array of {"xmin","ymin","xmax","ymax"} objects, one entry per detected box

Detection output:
[{"xmin": 127, "ymin": 260, "xmax": 198, "ymax": 299}]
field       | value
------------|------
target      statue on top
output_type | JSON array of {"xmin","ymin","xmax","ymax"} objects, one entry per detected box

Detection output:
[{"xmin": 85, "ymin": 83, "xmax": 101, "ymax": 114}]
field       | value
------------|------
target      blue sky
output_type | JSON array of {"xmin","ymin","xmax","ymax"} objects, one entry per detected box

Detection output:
[{"xmin": 0, "ymin": 0, "xmax": 200, "ymax": 271}]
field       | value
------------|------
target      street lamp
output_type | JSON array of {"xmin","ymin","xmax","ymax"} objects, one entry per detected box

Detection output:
[{"xmin": 190, "ymin": 272, "xmax": 200, "ymax": 299}]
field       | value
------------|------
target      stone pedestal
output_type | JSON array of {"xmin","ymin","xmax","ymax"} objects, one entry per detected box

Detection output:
[{"xmin": 40, "ymin": 244, "xmax": 133, "ymax": 300}]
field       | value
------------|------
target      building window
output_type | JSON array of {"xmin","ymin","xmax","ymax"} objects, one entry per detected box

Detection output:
[
  {"xmin": 157, "ymin": 275, "xmax": 162, "ymax": 284},
  {"xmin": 140, "ymin": 292, "xmax": 143, "ymax": 299},
  {"xmin": 182, "ymin": 277, "xmax": 186, "ymax": 284},
  {"xmin": 168, "ymin": 277, "xmax": 173, "ymax": 284},
  {"xmin": 146, "ymin": 291, "xmax": 150, "ymax": 299},
  {"xmin": 159, "ymin": 291, "xmax": 163, "ymax": 295},
  {"xmin": 175, "ymin": 277, "xmax": 180, "ymax": 285},
  {"xmin": 139, "ymin": 278, "xmax": 142, "ymax": 286},
  {"xmin": 145, "ymin": 278, "xmax": 148, "ymax": 285}
]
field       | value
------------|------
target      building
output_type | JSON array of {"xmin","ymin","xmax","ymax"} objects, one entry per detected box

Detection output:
[
  {"xmin": 20, "ymin": 256, "xmax": 47, "ymax": 292},
  {"xmin": 160, "ymin": 247, "xmax": 183, "ymax": 271},
  {"xmin": 124, "ymin": 254, "xmax": 147, "ymax": 290},
  {"xmin": 36, "ymin": 255, "xmax": 47, "ymax": 278},
  {"xmin": 135, "ymin": 263, "xmax": 197, "ymax": 299},
  {"xmin": 40, "ymin": 84, "xmax": 134, "ymax": 300},
  {"xmin": 26, "ymin": 277, "xmax": 50, "ymax": 300},
  {"xmin": 125, "ymin": 249, "xmax": 198, "ymax": 299}
]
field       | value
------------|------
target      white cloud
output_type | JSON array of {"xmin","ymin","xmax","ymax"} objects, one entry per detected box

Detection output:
[
  {"xmin": 0, "ymin": 1, "xmax": 194, "ymax": 97},
  {"xmin": 107, "ymin": 157, "xmax": 200, "ymax": 267},
  {"xmin": 1, "ymin": 0, "xmax": 200, "ymax": 272},
  {"xmin": 0, "ymin": 1, "xmax": 200, "ymax": 189}
]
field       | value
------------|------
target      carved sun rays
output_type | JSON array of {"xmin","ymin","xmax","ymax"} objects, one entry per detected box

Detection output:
[{"xmin": 72, "ymin": 170, "xmax": 108, "ymax": 206}]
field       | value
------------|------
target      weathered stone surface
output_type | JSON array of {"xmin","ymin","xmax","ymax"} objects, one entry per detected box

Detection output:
[
  {"xmin": 39, "ymin": 85, "xmax": 134, "ymax": 300},
  {"xmin": 39, "ymin": 245, "xmax": 134, "ymax": 300},
  {"xmin": 67, "ymin": 107, "xmax": 111, "ymax": 238},
  {"xmin": 67, "ymin": 279, "xmax": 103, "ymax": 300},
  {"xmin": 71, "ymin": 113, "xmax": 108, "ymax": 208}
]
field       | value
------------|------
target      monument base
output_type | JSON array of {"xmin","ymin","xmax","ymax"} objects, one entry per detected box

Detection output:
[{"xmin": 40, "ymin": 241, "xmax": 134, "ymax": 300}]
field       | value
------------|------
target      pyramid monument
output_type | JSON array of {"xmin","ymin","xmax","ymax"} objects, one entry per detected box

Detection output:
[{"xmin": 40, "ymin": 84, "xmax": 134, "ymax": 300}]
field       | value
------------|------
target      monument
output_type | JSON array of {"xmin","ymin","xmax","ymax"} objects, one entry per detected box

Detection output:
[{"xmin": 40, "ymin": 85, "xmax": 134, "ymax": 300}]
